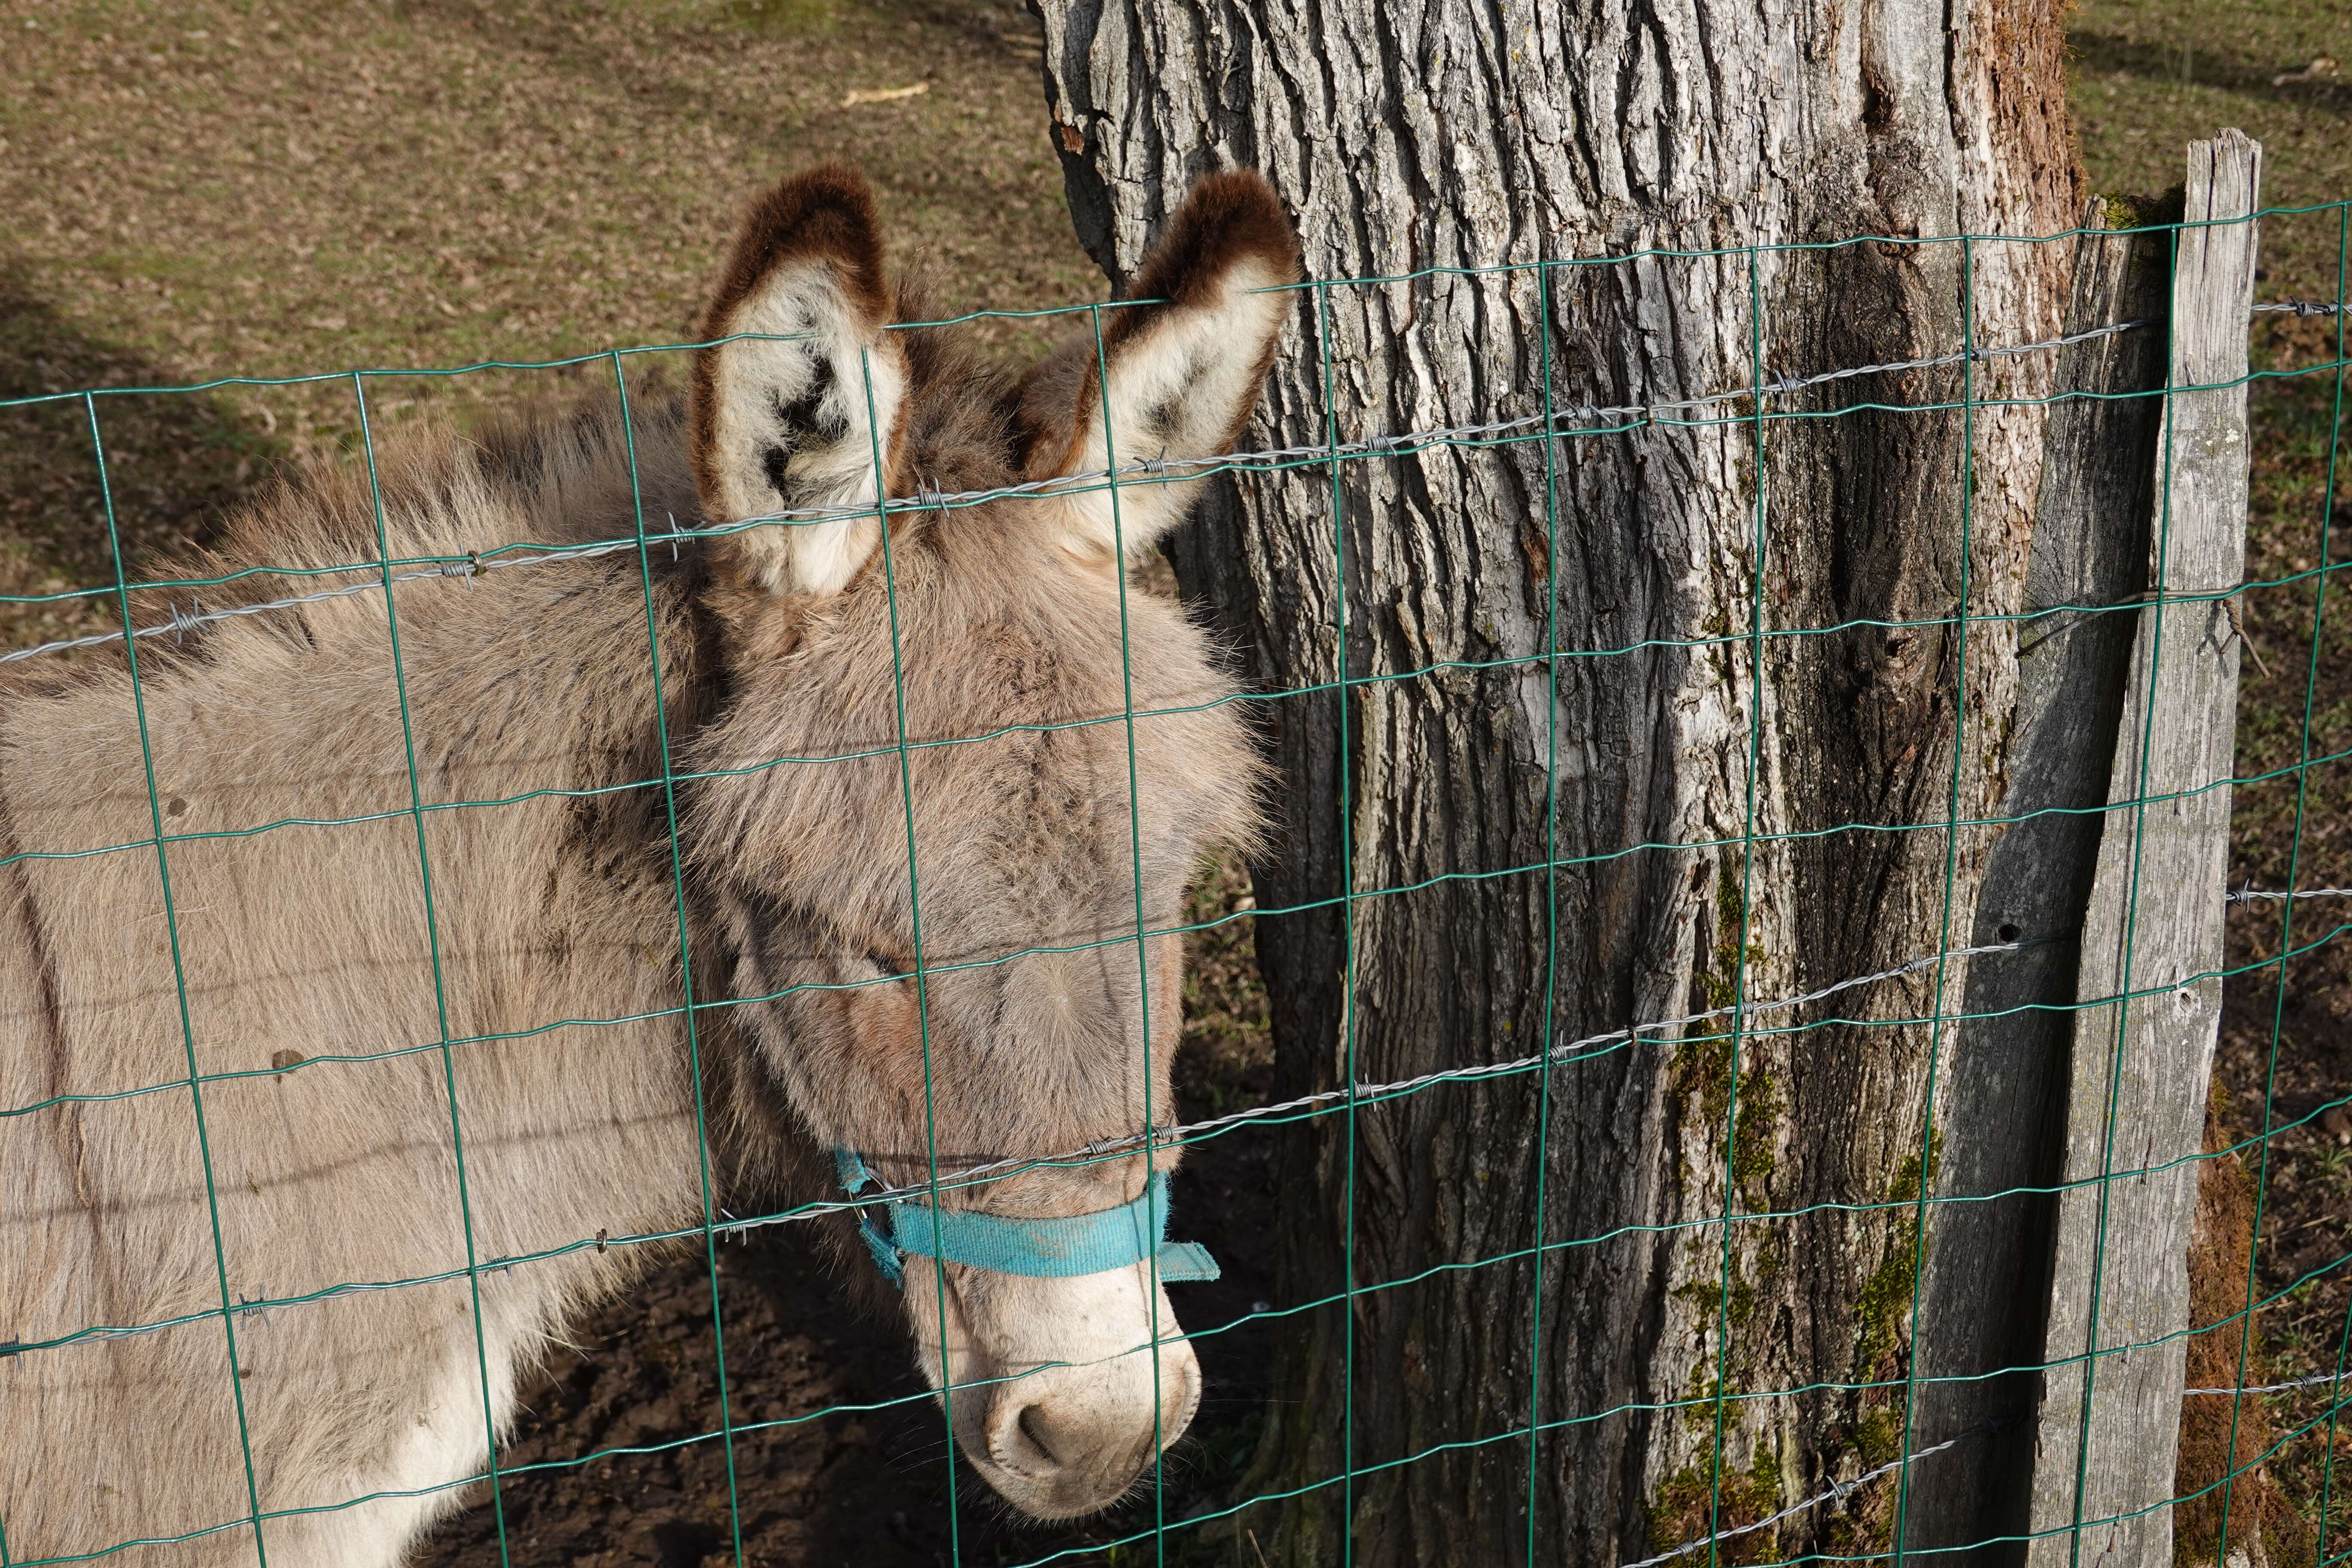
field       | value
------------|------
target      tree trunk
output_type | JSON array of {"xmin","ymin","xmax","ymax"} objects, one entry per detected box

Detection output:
[{"xmin": 1031, "ymin": 4, "xmax": 2081, "ymax": 1561}]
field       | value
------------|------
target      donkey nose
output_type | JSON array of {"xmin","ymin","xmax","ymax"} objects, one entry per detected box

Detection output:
[
  {"xmin": 984, "ymin": 1393, "xmax": 1078, "ymax": 1478},
  {"xmin": 977, "ymin": 1338, "xmax": 1203, "ymax": 1512}
]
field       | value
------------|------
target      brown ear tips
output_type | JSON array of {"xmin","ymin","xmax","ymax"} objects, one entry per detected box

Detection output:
[
  {"xmin": 1127, "ymin": 168, "xmax": 1303, "ymax": 311},
  {"xmin": 1190, "ymin": 169, "xmax": 1304, "ymax": 279},
  {"xmin": 707, "ymin": 162, "xmax": 893, "ymax": 332}
]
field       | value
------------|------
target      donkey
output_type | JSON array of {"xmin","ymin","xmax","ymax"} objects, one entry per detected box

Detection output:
[{"xmin": 0, "ymin": 164, "xmax": 1299, "ymax": 1567}]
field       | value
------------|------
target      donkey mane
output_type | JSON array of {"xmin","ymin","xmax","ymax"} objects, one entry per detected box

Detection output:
[{"xmin": 31, "ymin": 278, "xmax": 1023, "ymax": 701}]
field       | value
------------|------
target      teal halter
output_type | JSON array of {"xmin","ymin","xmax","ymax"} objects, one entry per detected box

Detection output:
[{"xmin": 833, "ymin": 1148, "xmax": 1220, "ymax": 1289}]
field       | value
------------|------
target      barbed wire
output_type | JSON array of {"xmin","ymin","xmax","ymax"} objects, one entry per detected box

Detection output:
[
  {"xmin": 8, "ymin": 256, "xmax": 2344, "ymax": 1563},
  {"xmin": 17, "ymin": 875, "xmax": 2352, "ymax": 1360},
  {"xmin": 825, "ymin": 931, "xmax": 2051, "ymax": 1206},
  {"xmin": 0, "ymin": 536, "xmax": 655, "ymax": 667},
  {"xmin": 0, "ymin": 923, "xmax": 2076, "ymax": 1354},
  {"xmin": 2186, "ymin": 1369, "xmax": 2352, "ymax": 1396},
  {"xmin": 1629, "ymin": 1351, "xmax": 2352, "ymax": 1568},
  {"xmin": 16, "ymin": 304, "xmax": 2340, "ymax": 673},
  {"xmin": 775, "ymin": 876, "xmax": 2352, "ymax": 1206},
  {"xmin": 20, "ymin": 879, "xmax": 2337, "ymax": 1332},
  {"xmin": 2228, "ymin": 886, "xmax": 2352, "ymax": 901},
  {"xmin": 1621, "ymin": 1422, "xmax": 2002, "ymax": 1568},
  {"xmin": 18, "ymin": 890, "xmax": 2348, "ymax": 1389},
  {"xmin": 1616, "ymin": 882, "xmax": 2352, "ymax": 1568},
  {"xmin": 1630, "ymin": 1360, "xmax": 2352, "ymax": 1568}
]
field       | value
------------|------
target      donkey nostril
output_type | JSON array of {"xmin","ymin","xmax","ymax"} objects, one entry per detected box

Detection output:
[{"xmin": 1016, "ymin": 1404, "xmax": 1066, "ymax": 1471}]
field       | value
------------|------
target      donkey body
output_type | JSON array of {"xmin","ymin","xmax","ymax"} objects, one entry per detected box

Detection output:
[{"xmin": 0, "ymin": 167, "xmax": 1298, "ymax": 1568}]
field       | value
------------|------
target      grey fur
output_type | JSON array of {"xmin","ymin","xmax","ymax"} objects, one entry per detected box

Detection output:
[{"xmin": 1, "ymin": 162, "xmax": 1292, "ymax": 1565}]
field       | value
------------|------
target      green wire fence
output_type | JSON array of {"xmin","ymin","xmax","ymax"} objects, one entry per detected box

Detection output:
[{"xmin": 5, "ymin": 164, "xmax": 2352, "ymax": 1568}]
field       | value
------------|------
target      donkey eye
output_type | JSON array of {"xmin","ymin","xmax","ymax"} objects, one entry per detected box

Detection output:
[{"xmin": 865, "ymin": 950, "xmax": 909, "ymax": 980}]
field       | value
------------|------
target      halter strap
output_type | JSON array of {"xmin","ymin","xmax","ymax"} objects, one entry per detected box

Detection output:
[{"xmin": 833, "ymin": 1148, "xmax": 1219, "ymax": 1289}]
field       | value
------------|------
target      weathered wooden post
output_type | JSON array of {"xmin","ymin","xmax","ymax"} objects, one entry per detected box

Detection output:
[
  {"xmin": 1903, "ymin": 198, "xmax": 2171, "ymax": 1557},
  {"xmin": 2027, "ymin": 128, "xmax": 2263, "ymax": 1568}
]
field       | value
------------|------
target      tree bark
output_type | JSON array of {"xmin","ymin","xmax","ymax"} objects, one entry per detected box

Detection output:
[{"xmin": 1031, "ymin": 4, "xmax": 2081, "ymax": 1560}]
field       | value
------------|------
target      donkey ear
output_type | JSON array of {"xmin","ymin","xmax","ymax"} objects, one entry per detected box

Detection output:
[
  {"xmin": 1014, "ymin": 170, "xmax": 1300, "ymax": 564},
  {"xmin": 690, "ymin": 165, "xmax": 905, "ymax": 598}
]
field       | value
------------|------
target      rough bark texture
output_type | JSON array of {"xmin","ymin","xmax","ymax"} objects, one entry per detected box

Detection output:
[
  {"xmin": 1030, "ymin": 3, "xmax": 2081, "ymax": 1560},
  {"xmin": 2027, "ymin": 130, "xmax": 2262, "ymax": 1568}
]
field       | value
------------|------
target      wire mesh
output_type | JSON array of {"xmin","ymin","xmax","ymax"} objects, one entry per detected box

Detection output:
[{"xmin": 1, "ymin": 193, "xmax": 2349, "ymax": 1568}]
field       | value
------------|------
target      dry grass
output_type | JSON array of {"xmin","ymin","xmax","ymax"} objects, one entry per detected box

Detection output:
[
  {"xmin": 2069, "ymin": 0, "xmax": 2350, "ymax": 298},
  {"xmin": 2069, "ymin": 2, "xmax": 2352, "ymax": 1557},
  {"xmin": 0, "ymin": 0, "xmax": 1095, "ymax": 649}
]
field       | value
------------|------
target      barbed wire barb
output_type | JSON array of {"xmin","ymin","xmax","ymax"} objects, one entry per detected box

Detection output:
[{"xmin": 1620, "ymin": 1423, "xmax": 2000, "ymax": 1568}]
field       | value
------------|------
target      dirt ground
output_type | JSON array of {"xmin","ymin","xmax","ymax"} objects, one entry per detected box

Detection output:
[{"xmin": 413, "ymin": 1186, "xmax": 1276, "ymax": 1568}]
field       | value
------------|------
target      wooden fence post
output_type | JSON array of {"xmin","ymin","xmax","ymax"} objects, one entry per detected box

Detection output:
[
  {"xmin": 1902, "ymin": 198, "xmax": 2171, "ymax": 1558},
  {"xmin": 2026, "ymin": 129, "xmax": 2263, "ymax": 1568}
]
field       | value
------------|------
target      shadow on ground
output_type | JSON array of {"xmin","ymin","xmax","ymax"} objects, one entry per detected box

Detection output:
[
  {"xmin": 0, "ymin": 257, "xmax": 277, "ymax": 652},
  {"xmin": 2067, "ymin": 32, "xmax": 2349, "ymax": 113}
]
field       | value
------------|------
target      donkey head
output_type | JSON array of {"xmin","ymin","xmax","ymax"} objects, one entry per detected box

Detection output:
[{"xmin": 679, "ymin": 165, "xmax": 1298, "ymax": 1519}]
